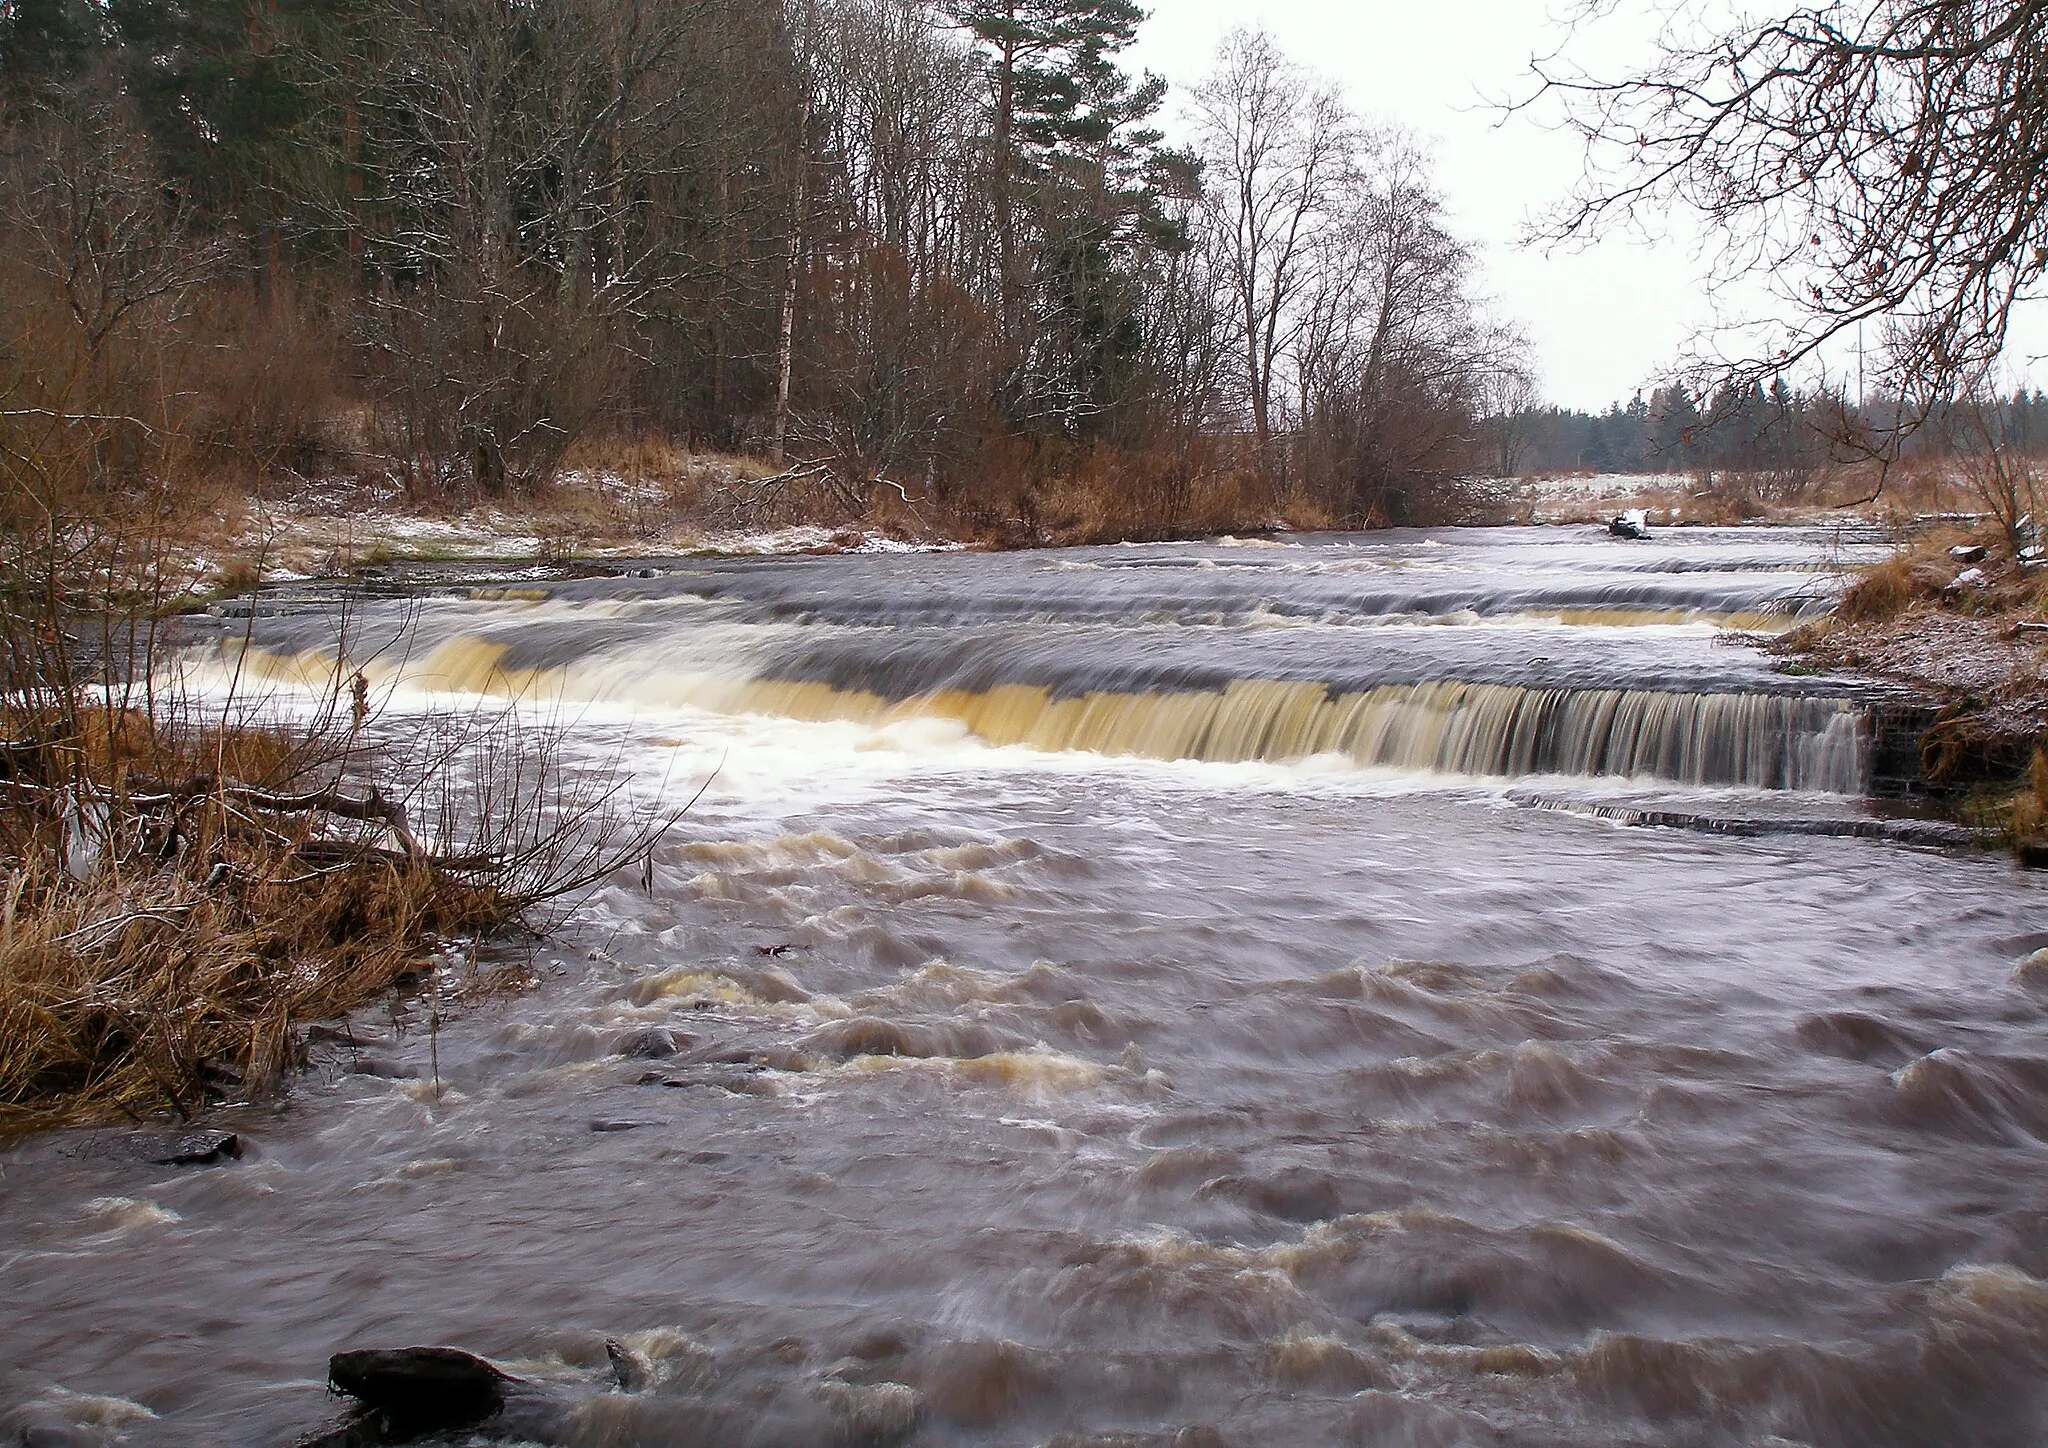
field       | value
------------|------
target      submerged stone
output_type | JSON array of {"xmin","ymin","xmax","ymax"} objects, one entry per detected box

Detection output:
[
  {"xmin": 148, "ymin": 1130, "xmax": 242, "ymax": 1166},
  {"xmin": 67, "ymin": 1129, "xmax": 243, "ymax": 1167},
  {"xmin": 615, "ymin": 1026, "xmax": 687, "ymax": 1059}
]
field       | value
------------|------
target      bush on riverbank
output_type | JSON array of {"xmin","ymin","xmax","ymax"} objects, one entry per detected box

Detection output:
[{"xmin": 0, "ymin": 691, "xmax": 664, "ymax": 1135}]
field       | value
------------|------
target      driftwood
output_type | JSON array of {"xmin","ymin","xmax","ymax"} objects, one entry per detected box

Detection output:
[
  {"xmin": 123, "ymin": 775, "xmax": 424, "ymax": 858},
  {"xmin": 0, "ymin": 763, "xmax": 508, "ymax": 893}
]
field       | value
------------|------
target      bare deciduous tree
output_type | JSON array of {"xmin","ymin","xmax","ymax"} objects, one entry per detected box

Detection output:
[
  {"xmin": 1190, "ymin": 29, "xmax": 1357, "ymax": 460},
  {"xmin": 1535, "ymin": 1, "xmax": 2048, "ymax": 406}
]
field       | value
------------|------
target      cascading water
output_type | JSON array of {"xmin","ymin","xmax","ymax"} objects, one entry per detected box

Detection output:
[
  {"xmin": 601, "ymin": 676, "xmax": 1868, "ymax": 792},
  {"xmin": 224, "ymin": 525, "xmax": 1883, "ymax": 795}
]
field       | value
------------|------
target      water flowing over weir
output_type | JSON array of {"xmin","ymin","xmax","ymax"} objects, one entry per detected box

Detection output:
[
  {"xmin": 232, "ymin": 525, "xmax": 1883, "ymax": 793},
  {"xmin": 632, "ymin": 677, "xmax": 1869, "ymax": 793},
  {"xmin": 21, "ymin": 525, "xmax": 2048, "ymax": 1448}
]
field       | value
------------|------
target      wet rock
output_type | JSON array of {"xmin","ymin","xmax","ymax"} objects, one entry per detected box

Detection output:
[
  {"xmin": 327, "ymin": 1346, "xmax": 514, "ymax": 1436},
  {"xmin": 67, "ymin": 1129, "xmax": 243, "ymax": 1167},
  {"xmin": 589, "ymin": 1120, "xmax": 654, "ymax": 1134},
  {"xmin": 151, "ymin": 1130, "xmax": 242, "ymax": 1166},
  {"xmin": 660, "ymin": 1064, "xmax": 781, "ymax": 1096},
  {"xmin": 614, "ymin": 1026, "xmax": 690, "ymax": 1060},
  {"xmin": 303, "ymin": 1023, "xmax": 362, "ymax": 1046},
  {"xmin": 799, "ymin": 1017, "xmax": 1010, "ymax": 1063},
  {"xmin": 606, "ymin": 1337, "xmax": 656, "ymax": 1392},
  {"xmin": 690, "ymin": 1043, "xmax": 811, "ymax": 1071},
  {"xmin": 2014, "ymin": 948, "xmax": 2048, "ymax": 991},
  {"xmin": 292, "ymin": 1413, "xmax": 385, "ymax": 1448},
  {"xmin": 19, "ymin": 1430, "xmax": 99, "ymax": 1448},
  {"xmin": 803, "ymin": 1017, "xmax": 913, "ymax": 1060},
  {"xmin": 737, "ymin": 966, "xmax": 812, "ymax": 1003},
  {"xmin": 767, "ymin": 1336, "xmax": 813, "ymax": 1366},
  {"xmin": 842, "ymin": 1326, "xmax": 918, "ymax": 1373},
  {"xmin": 3, "ymin": 1413, "xmax": 107, "ymax": 1448},
  {"xmin": 348, "ymin": 1055, "xmax": 418, "ymax": 1080}
]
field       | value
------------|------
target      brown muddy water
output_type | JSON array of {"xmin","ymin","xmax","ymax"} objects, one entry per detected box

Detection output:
[{"xmin": 7, "ymin": 526, "xmax": 2048, "ymax": 1447}]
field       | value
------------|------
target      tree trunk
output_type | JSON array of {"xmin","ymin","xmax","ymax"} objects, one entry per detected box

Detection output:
[{"xmin": 773, "ymin": 234, "xmax": 798, "ymax": 463}]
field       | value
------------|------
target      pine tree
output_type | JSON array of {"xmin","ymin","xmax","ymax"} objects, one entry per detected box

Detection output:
[
  {"xmin": 944, "ymin": 0, "xmax": 1178, "ymax": 426},
  {"xmin": 108, "ymin": 0, "xmax": 332, "ymax": 291},
  {"xmin": 0, "ymin": 0, "xmax": 94, "ymax": 108}
]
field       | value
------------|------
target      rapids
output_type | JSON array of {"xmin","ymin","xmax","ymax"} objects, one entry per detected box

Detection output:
[{"xmin": 7, "ymin": 524, "xmax": 2048, "ymax": 1448}]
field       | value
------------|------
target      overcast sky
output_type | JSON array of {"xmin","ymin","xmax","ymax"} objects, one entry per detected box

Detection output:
[{"xmin": 1131, "ymin": 1, "xmax": 2044, "ymax": 412}]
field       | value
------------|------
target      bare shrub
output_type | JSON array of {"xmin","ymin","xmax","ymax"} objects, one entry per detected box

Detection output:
[
  {"xmin": 185, "ymin": 284, "xmax": 351, "ymax": 476},
  {"xmin": 0, "ymin": 681, "xmax": 679, "ymax": 1133},
  {"xmin": 1955, "ymin": 448, "xmax": 2043, "ymax": 553}
]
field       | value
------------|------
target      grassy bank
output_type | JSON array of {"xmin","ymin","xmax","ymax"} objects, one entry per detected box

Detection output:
[
  {"xmin": 1767, "ymin": 521, "xmax": 2048, "ymax": 853},
  {"xmin": 0, "ymin": 696, "xmax": 660, "ymax": 1136}
]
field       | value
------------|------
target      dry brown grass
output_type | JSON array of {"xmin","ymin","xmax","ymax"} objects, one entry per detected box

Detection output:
[
  {"xmin": 0, "ymin": 693, "xmax": 668, "ymax": 1136},
  {"xmin": 1835, "ymin": 553, "xmax": 1956, "ymax": 624},
  {"xmin": 0, "ymin": 852, "xmax": 498, "ymax": 1132},
  {"xmin": 2011, "ymin": 750, "xmax": 2048, "ymax": 846}
]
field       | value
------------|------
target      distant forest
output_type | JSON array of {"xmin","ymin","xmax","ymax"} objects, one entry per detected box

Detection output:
[
  {"xmin": 0, "ymin": 0, "xmax": 1532, "ymax": 537},
  {"xmin": 1492, "ymin": 383, "xmax": 2048, "ymax": 478}
]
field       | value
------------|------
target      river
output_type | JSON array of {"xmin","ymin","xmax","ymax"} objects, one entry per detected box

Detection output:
[{"xmin": 6, "ymin": 525, "xmax": 2048, "ymax": 1448}]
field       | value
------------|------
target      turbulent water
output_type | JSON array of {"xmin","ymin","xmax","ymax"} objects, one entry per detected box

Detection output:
[{"xmin": 9, "ymin": 525, "xmax": 2048, "ymax": 1447}]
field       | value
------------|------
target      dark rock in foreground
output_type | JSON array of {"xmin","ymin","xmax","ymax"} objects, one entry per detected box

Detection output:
[{"xmin": 327, "ymin": 1347, "xmax": 514, "ymax": 1436}]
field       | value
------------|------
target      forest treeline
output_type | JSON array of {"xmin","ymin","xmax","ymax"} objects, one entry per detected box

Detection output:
[
  {"xmin": 1493, "ymin": 383, "xmax": 2048, "ymax": 483},
  {"xmin": 0, "ymin": 0, "xmax": 1528, "ymax": 539}
]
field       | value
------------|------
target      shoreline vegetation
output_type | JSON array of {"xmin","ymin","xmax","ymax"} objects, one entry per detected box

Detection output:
[
  {"xmin": 1765, "ymin": 525, "xmax": 2048, "ymax": 860},
  {"xmin": 0, "ymin": 663, "xmax": 670, "ymax": 1137},
  {"xmin": 164, "ymin": 445, "xmax": 2037, "ymax": 590}
]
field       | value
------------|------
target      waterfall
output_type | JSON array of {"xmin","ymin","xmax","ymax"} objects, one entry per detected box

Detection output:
[{"xmin": 233, "ymin": 637, "xmax": 1869, "ymax": 793}]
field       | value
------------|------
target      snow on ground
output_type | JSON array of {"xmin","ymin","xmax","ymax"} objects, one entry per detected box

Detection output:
[
  {"xmin": 208, "ymin": 474, "xmax": 963, "ymax": 590},
  {"xmin": 1524, "ymin": 472, "xmax": 1674, "ymax": 500},
  {"xmin": 684, "ymin": 525, "xmax": 964, "ymax": 556}
]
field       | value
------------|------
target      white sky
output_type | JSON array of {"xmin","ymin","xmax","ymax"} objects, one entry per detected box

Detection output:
[{"xmin": 1132, "ymin": 0, "xmax": 2047, "ymax": 412}]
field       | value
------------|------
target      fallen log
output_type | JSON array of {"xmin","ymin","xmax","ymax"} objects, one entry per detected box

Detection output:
[{"xmin": 123, "ymin": 776, "xmax": 424, "ymax": 858}]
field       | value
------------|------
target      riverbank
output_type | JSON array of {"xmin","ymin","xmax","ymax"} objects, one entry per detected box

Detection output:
[
  {"xmin": 0, "ymin": 700, "xmax": 662, "ymax": 1137},
  {"xmin": 1765, "ymin": 527, "xmax": 2048, "ymax": 842},
  {"xmin": 188, "ymin": 456, "xmax": 1907, "ymax": 595}
]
